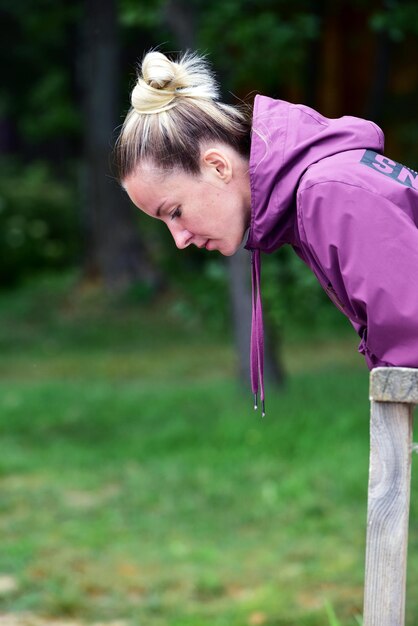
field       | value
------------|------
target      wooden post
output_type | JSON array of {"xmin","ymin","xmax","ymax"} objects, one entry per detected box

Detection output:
[{"xmin": 363, "ymin": 367, "xmax": 418, "ymax": 626}]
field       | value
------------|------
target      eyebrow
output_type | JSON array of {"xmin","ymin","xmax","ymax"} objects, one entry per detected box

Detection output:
[{"xmin": 156, "ymin": 202, "xmax": 166, "ymax": 217}]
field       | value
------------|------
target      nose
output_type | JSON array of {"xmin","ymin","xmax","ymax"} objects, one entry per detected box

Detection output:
[{"xmin": 167, "ymin": 223, "xmax": 193, "ymax": 249}]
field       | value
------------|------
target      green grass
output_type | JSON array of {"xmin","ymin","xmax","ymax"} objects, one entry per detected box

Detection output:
[{"xmin": 0, "ymin": 273, "xmax": 417, "ymax": 625}]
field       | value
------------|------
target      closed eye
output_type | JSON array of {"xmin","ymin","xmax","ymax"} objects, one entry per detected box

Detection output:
[{"xmin": 170, "ymin": 207, "xmax": 182, "ymax": 220}]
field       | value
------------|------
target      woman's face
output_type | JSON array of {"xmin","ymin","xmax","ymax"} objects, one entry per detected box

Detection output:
[{"xmin": 123, "ymin": 145, "xmax": 251, "ymax": 256}]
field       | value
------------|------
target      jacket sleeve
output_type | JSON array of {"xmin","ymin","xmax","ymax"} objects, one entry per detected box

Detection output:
[{"xmin": 298, "ymin": 181, "xmax": 418, "ymax": 368}]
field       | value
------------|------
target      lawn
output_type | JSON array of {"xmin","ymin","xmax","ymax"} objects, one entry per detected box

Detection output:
[{"xmin": 0, "ymin": 274, "xmax": 417, "ymax": 626}]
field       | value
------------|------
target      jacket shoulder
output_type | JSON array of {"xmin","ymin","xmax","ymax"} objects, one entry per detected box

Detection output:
[
  {"xmin": 297, "ymin": 149, "xmax": 375, "ymax": 194},
  {"xmin": 298, "ymin": 148, "xmax": 418, "ymax": 213}
]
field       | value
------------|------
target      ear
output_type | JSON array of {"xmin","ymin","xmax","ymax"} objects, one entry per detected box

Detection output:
[{"xmin": 201, "ymin": 148, "xmax": 232, "ymax": 183}]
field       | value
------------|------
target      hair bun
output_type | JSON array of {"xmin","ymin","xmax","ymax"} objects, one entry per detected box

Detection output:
[
  {"xmin": 131, "ymin": 50, "xmax": 220, "ymax": 115},
  {"xmin": 142, "ymin": 52, "xmax": 178, "ymax": 91}
]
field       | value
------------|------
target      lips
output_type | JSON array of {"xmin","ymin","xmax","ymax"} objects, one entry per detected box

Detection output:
[{"xmin": 195, "ymin": 239, "xmax": 216, "ymax": 251}]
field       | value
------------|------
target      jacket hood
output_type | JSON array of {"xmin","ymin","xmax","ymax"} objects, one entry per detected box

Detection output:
[{"xmin": 245, "ymin": 95, "xmax": 384, "ymax": 252}]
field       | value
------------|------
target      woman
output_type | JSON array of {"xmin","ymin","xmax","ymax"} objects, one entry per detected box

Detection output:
[{"xmin": 116, "ymin": 50, "xmax": 418, "ymax": 415}]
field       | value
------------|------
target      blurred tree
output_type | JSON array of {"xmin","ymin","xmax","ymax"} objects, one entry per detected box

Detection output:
[
  {"xmin": 163, "ymin": 0, "xmax": 197, "ymax": 47},
  {"xmin": 0, "ymin": 1, "xmax": 81, "ymax": 160},
  {"xmin": 0, "ymin": 0, "xmax": 83, "ymax": 285},
  {"xmin": 80, "ymin": 0, "xmax": 160, "ymax": 292},
  {"xmin": 199, "ymin": 0, "xmax": 320, "ymax": 100},
  {"xmin": 0, "ymin": 0, "xmax": 417, "ymax": 351}
]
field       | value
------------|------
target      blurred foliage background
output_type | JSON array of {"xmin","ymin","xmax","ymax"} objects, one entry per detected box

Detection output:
[
  {"xmin": 1, "ymin": 0, "xmax": 418, "ymax": 355},
  {"xmin": 1, "ymin": 0, "xmax": 417, "ymax": 295},
  {"xmin": 0, "ymin": 1, "xmax": 418, "ymax": 625}
]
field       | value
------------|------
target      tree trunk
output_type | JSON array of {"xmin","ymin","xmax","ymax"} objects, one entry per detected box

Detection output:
[
  {"xmin": 228, "ymin": 248, "xmax": 285, "ymax": 389},
  {"xmin": 228, "ymin": 248, "xmax": 252, "ymax": 384},
  {"xmin": 364, "ymin": 28, "xmax": 391, "ymax": 123},
  {"xmin": 80, "ymin": 0, "xmax": 159, "ymax": 292},
  {"xmin": 163, "ymin": 0, "xmax": 197, "ymax": 48}
]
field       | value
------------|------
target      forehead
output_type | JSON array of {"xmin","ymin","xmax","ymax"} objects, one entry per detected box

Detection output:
[{"xmin": 123, "ymin": 165, "xmax": 197, "ymax": 212}]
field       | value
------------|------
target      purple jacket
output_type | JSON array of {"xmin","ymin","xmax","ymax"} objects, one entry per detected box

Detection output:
[{"xmin": 246, "ymin": 95, "xmax": 418, "ymax": 412}]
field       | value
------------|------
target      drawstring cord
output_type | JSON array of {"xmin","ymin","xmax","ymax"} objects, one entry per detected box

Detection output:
[{"xmin": 250, "ymin": 249, "xmax": 265, "ymax": 417}]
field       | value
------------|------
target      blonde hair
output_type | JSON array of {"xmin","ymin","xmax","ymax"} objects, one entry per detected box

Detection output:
[{"xmin": 115, "ymin": 51, "xmax": 251, "ymax": 180}]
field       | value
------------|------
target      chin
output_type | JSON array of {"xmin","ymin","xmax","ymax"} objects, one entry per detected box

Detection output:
[
  {"xmin": 221, "ymin": 233, "xmax": 247, "ymax": 256},
  {"xmin": 219, "ymin": 243, "xmax": 241, "ymax": 257}
]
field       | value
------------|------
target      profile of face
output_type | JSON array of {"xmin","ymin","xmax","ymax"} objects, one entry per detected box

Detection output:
[{"xmin": 123, "ymin": 144, "xmax": 252, "ymax": 256}]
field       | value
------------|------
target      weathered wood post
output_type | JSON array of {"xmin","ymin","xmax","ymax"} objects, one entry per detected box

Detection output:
[{"xmin": 363, "ymin": 367, "xmax": 418, "ymax": 626}]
